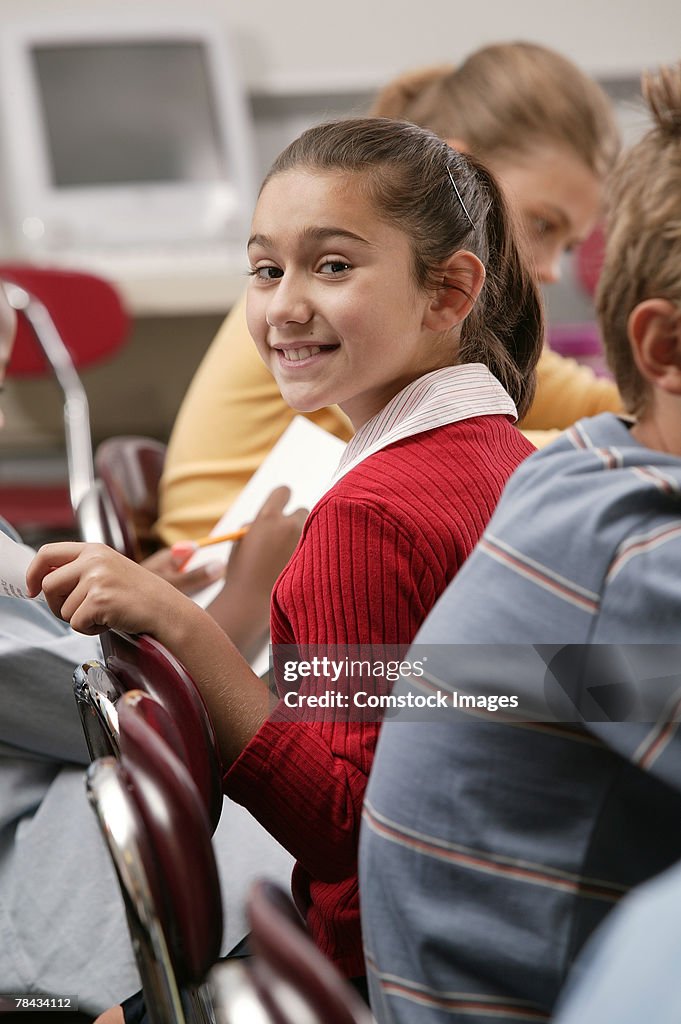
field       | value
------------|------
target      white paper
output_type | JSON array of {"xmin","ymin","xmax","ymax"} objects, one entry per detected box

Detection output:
[
  {"xmin": 186, "ymin": 416, "xmax": 347, "ymax": 676},
  {"xmin": 0, "ymin": 530, "xmax": 46, "ymax": 602}
]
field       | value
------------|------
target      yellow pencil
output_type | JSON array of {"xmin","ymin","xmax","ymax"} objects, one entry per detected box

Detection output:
[
  {"xmin": 190, "ymin": 526, "xmax": 250, "ymax": 548},
  {"xmin": 172, "ymin": 526, "xmax": 250, "ymax": 569}
]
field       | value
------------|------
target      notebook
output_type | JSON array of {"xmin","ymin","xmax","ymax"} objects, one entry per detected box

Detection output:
[{"xmin": 185, "ymin": 416, "xmax": 347, "ymax": 675}]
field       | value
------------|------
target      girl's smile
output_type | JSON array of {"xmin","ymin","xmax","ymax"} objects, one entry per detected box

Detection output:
[
  {"xmin": 246, "ymin": 168, "xmax": 457, "ymax": 430},
  {"xmin": 273, "ymin": 341, "xmax": 340, "ymax": 366}
]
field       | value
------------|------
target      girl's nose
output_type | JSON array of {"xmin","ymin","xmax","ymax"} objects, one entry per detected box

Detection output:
[
  {"xmin": 536, "ymin": 250, "xmax": 562, "ymax": 286},
  {"xmin": 265, "ymin": 275, "xmax": 313, "ymax": 328}
]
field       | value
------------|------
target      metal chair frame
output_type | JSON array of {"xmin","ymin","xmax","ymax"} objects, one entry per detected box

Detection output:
[
  {"xmin": 2, "ymin": 275, "xmax": 129, "ymax": 548},
  {"xmin": 87, "ymin": 757, "xmax": 189, "ymax": 1024},
  {"xmin": 3, "ymin": 280, "xmax": 95, "ymax": 516},
  {"xmin": 87, "ymin": 702, "xmax": 222, "ymax": 1024}
]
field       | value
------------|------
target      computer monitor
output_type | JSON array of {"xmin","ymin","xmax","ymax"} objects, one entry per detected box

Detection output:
[{"xmin": 0, "ymin": 14, "xmax": 257, "ymax": 254}]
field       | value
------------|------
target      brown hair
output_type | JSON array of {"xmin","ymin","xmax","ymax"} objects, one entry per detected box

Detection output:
[
  {"xmin": 596, "ymin": 63, "xmax": 681, "ymax": 415},
  {"xmin": 262, "ymin": 117, "xmax": 544, "ymax": 417},
  {"xmin": 370, "ymin": 42, "xmax": 619, "ymax": 178}
]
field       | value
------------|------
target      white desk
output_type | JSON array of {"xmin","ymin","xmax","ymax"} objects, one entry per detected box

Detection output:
[{"xmin": 22, "ymin": 244, "xmax": 250, "ymax": 317}]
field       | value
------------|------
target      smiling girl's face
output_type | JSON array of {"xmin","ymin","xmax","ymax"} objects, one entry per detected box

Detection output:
[{"xmin": 246, "ymin": 168, "xmax": 459, "ymax": 430}]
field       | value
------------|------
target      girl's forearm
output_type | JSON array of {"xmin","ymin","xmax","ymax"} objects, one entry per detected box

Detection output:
[
  {"xmin": 206, "ymin": 579, "xmax": 270, "ymax": 664},
  {"xmin": 155, "ymin": 595, "xmax": 272, "ymax": 767}
]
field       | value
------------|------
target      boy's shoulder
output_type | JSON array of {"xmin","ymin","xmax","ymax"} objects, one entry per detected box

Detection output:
[
  {"xmin": 416, "ymin": 413, "xmax": 681, "ymax": 645},
  {"xmin": 504, "ymin": 412, "xmax": 681, "ymax": 504},
  {"xmin": 479, "ymin": 411, "xmax": 681, "ymax": 601}
]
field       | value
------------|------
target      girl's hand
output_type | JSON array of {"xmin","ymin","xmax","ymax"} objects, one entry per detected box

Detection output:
[
  {"xmin": 208, "ymin": 486, "xmax": 307, "ymax": 660},
  {"xmin": 225, "ymin": 486, "xmax": 307, "ymax": 597},
  {"xmin": 25, "ymin": 542, "xmax": 186, "ymax": 638},
  {"xmin": 141, "ymin": 545, "xmax": 224, "ymax": 596}
]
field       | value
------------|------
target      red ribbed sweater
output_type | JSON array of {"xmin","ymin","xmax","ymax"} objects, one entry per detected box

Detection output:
[{"xmin": 224, "ymin": 415, "xmax": 534, "ymax": 977}]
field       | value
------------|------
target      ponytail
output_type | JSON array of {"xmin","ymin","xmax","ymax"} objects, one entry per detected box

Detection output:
[{"xmin": 458, "ymin": 158, "xmax": 544, "ymax": 418}]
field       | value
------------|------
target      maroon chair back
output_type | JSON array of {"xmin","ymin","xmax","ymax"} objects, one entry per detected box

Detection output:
[
  {"xmin": 100, "ymin": 629, "xmax": 223, "ymax": 831},
  {"xmin": 246, "ymin": 880, "xmax": 374, "ymax": 1024},
  {"xmin": 120, "ymin": 689, "xmax": 188, "ymax": 766},
  {"xmin": 117, "ymin": 692, "xmax": 224, "ymax": 985},
  {"xmin": 95, "ymin": 436, "xmax": 167, "ymax": 561}
]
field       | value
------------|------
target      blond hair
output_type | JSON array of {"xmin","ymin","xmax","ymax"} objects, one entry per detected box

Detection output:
[
  {"xmin": 596, "ymin": 64, "xmax": 681, "ymax": 415},
  {"xmin": 370, "ymin": 42, "xmax": 619, "ymax": 179}
]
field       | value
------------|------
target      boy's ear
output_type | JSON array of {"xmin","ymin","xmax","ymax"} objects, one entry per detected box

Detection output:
[
  {"xmin": 628, "ymin": 299, "xmax": 681, "ymax": 394},
  {"xmin": 423, "ymin": 250, "xmax": 486, "ymax": 332}
]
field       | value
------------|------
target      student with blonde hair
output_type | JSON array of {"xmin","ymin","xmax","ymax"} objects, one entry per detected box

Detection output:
[
  {"xmin": 155, "ymin": 41, "xmax": 622, "ymax": 545},
  {"xmin": 360, "ymin": 61, "xmax": 681, "ymax": 1024}
]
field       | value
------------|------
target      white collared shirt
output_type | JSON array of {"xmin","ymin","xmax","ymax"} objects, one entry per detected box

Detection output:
[{"xmin": 333, "ymin": 364, "xmax": 517, "ymax": 484}]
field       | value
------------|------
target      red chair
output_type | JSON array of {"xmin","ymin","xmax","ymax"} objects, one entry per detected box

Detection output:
[
  {"xmin": 73, "ymin": 628, "xmax": 223, "ymax": 832},
  {"xmin": 209, "ymin": 880, "xmax": 374, "ymax": 1024},
  {"xmin": 0, "ymin": 264, "xmax": 130, "ymax": 540},
  {"xmin": 95, "ymin": 435, "xmax": 167, "ymax": 561},
  {"xmin": 87, "ymin": 691, "xmax": 223, "ymax": 1024}
]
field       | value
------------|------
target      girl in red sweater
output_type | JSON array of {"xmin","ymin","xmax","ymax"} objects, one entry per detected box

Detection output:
[{"xmin": 28, "ymin": 118, "xmax": 543, "ymax": 992}]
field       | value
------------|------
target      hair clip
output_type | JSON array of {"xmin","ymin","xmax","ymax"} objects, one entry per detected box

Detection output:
[{"xmin": 447, "ymin": 167, "xmax": 475, "ymax": 229}]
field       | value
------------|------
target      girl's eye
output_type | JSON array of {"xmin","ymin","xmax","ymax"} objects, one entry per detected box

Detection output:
[
  {"xmin": 250, "ymin": 265, "xmax": 283, "ymax": 281},
  {"xmin": 528, "ymin": 216, "xmax": 556, "ymax": 238},
  {"xmin": 318, "ymin": 260, "xmax": 351, "ymax": 275}
]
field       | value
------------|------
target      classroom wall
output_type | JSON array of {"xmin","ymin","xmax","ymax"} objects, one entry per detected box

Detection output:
[
  {"xmin": 0, "ymin": 0, "xmax": 678, "ymax": 86},
  {"xmin": 215, "ymin": 0, "xmax": 681, "ymax": 89},
  {"xmin": 0, "ymin": 0, "xmax": 679, "ymax": 458}
]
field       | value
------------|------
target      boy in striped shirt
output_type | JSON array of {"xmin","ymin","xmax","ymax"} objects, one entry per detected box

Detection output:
[{"xmin": 360, "ymin": 63, "xmax": 681, "ymax": 1024}]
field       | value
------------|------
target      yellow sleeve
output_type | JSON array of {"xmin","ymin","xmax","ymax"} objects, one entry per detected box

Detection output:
[
  {"xmin": 519, "ymin": 346, "xmax": 622, "ymax": 432},
  {"xmin": 519, "ymin": 428, "xmax": 562, "ymax": 449},
  {"xmin": 155, "ymin": 293, "xmax": 354, "ymax": 544}
]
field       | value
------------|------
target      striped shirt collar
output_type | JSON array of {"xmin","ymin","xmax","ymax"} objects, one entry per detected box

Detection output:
[{"xmin": 333, "ymin": 364, "xmax": 517, "ymax": 483}]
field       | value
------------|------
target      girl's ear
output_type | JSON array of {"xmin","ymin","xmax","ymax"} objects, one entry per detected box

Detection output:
[
  {"xmin": 629, "ymin": 299, "xmax": 681, "ymax": 395},
  {"xmin": 423, "ymin": 250, "xmax": 486, "ymax": 332}
]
